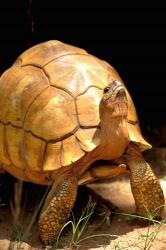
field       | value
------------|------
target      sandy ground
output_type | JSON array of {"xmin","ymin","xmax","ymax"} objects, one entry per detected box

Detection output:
[{"xmin": 0, "ymin": 147, "xmax": 166, "ymax": 250}]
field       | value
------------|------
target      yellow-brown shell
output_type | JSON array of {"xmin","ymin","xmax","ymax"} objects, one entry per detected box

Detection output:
[{"xmin": 0, "ymin": 40, "xmax": 151, "ymax": 184}]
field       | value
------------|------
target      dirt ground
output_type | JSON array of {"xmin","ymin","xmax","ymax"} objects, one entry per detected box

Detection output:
[{"xmin": 0, "ymin": 147, "xmax": 166, "ymax": 250}]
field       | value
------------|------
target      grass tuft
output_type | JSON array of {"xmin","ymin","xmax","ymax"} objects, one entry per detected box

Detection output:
[
  {"xmin": 53, "ymin": 197, "xmax": 96, "ymax": 249},
  {"xmin": 53, "ymin": 197, "xmax": 118, "ymax": 249},
  {"xmin": 10, "ymin": 182, "xmax": 51, "ymax": 249}
]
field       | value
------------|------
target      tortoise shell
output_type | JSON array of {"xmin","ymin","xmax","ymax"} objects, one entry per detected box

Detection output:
[{"xmin": 0, "ymin": 40, "xmax": 151, "ymax": 184}]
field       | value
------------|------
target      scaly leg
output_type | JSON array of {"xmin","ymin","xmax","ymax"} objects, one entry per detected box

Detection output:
[
  {"xmin": 39, "ymin": 173, "xmax": 77, "ymax": 245},
  {"xmin": 126, "ymin": 143, "xmax": 165, "ymax": 218}
]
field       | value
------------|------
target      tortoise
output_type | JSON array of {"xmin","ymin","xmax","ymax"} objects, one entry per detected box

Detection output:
[{"xmin": 0, "ymin": 40, "xmax": 164, "ymax": 244}]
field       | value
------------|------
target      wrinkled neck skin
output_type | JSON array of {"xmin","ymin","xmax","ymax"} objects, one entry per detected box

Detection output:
[
  {"xmin": 101, "ymin": 114, "xmax": 126, "ymax": 141},
  {"xmin": 72, "ymin": 99, "xmax": 129, "ymax": 177},
  {"xmin": 72, "ymin": 111, "xmax": 129, "ymax": 178},
  {"xmin": 99, "ymin": 107, "xmax": 129, "ymax": 159}
]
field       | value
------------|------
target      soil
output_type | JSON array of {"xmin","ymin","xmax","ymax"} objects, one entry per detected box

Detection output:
[{"xmin": 0, "ymin": 147, "xmax": 166, "ymax": 250}]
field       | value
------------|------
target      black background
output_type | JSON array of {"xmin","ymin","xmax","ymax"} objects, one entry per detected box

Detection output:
[{"xmin": 0, "ymin": 2, "xmax": 166, "ymax": 130}]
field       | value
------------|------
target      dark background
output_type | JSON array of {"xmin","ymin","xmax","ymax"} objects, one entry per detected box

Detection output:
[{"xmin": 0, "ymin": 3, "xmax": 166, "ymax": 134}]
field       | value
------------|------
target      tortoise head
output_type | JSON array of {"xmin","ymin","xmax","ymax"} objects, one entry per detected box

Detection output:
[{"xmin": 100, "ymin": 80, "xmax": 128, "ymax": 118}]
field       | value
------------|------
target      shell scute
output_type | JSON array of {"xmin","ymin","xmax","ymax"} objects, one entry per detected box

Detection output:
[
  {"xmin": 44, "ymin": 54, "xmax": 108, "ymax": 97},
  {"xmin": 24, "ymin": 86, "xmax": 78, "ymax": 141},
  {"xmin": 18, "ymin": 40, "xmax": 87, "ymax": 67},
  {"xmin": 0, "ymin": 65, "xmax": 49, "ymax": 127}
]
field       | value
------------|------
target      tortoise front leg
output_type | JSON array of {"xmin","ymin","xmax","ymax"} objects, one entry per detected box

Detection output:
[
  {"xmin": 39, "ymin": 173, "xmax": 77, "ymax": 245},
  {"xmin": 126, "ymin": 143, "xmax": 165, "ymax": 218}
]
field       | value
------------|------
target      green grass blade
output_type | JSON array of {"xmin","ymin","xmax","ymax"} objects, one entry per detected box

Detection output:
[
  {"xmin": 54, "ymin": 220, "xmax": 73, "ymax": 249},
  {"xmin": 77, "ymin": 233, "xmax": 118, "ymax": 245}
]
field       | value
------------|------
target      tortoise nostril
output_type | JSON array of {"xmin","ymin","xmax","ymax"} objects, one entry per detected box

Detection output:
[{"xmin": 116, "ymin": 88, "xmax": 126, "ymax": 97}]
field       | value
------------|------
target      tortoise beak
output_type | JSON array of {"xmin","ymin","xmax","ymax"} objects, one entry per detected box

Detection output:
[{"xmin": 115, "ymin": 86, "xmax": 127, "ymax": 101}]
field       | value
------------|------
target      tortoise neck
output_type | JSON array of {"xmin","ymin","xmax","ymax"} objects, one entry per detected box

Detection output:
[
  {"xmin": 100, "ymin": 115, "xmax": 126, "ymax": 142},
  {"xmin": 100, "ymin": 112, "xmax": 129, "ymax": 159}
]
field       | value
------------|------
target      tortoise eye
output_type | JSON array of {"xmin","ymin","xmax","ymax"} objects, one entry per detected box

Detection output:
[{"xmin": 103, "ymin": 87, "xmax": 110, "ymax": 94}]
